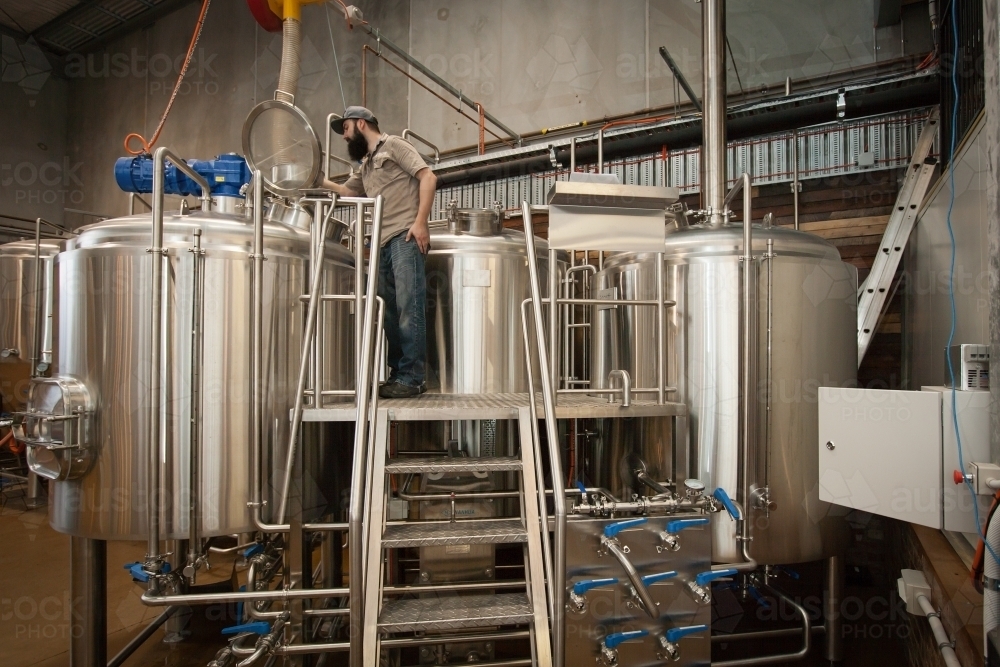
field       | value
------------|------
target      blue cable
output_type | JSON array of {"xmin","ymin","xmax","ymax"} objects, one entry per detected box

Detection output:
[{"xmin": 943, "ymin": 1, "xmax": 1000, "ymax": 567}]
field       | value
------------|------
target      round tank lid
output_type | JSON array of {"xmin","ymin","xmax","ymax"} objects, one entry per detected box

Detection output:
[{"xmin": 242, "ymin": 100, "xmax": 323, "ymax": 197}]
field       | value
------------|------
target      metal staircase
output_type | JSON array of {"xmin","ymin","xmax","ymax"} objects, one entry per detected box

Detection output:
[
  {"xmin": 857, "ymin": 107, "xmax": 940, "ymax": 364},
  {"xmin": 360, "ymin": 398, "xmax": 553, "ymax": 666}
]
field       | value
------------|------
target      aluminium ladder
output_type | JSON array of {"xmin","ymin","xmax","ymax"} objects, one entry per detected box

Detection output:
[
  {"xmin": 857, "ymin": 107, "xmax": 939, "ymax": 364},
  {"xmin": 360, "ymin": 396, "xmax": 553, "ymax": 667}
]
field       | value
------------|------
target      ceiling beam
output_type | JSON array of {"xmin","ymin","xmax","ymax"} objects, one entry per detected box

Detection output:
[
  {"xmin": 0, "ymin": 22, "xmax": 28, "ymax": 41},
  {"xmin": 72, "ymin": 0, "xmax": 198, "ymax": 54},
  {"xmin": 32, "ymin": 0, "xmax": 106, "ymax": 39}
]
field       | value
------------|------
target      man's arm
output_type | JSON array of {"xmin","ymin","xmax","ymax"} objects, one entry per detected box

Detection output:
[
  {"xmin": 405, "ymin": 167, "xmax": 437, "ymax": 253},
  {"xmin": 321, "ymin": 176, "xmax": 363, "ymax": 197}
]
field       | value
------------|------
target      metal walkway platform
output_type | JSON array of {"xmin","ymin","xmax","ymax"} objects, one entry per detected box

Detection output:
[
  {"xmin": 302, "ymin": 392, "xmax": 687, "ymax": 422},
  {"xmin": 378, "ymin": 593, "xmax": 534, "ymax": 633}
]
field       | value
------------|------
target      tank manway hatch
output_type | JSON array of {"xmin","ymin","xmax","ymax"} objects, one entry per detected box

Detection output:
[{"xmin": 546, "ymin": 181, "xmax": 678, "ymax": 252}]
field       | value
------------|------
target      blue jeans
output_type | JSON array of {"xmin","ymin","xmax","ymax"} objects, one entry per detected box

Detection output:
[{"xmin": 378, "ymin": 233, "xmax": 426, "ymax": 387}]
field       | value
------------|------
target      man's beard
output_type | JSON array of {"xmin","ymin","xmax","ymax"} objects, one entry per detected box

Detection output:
[{"xmin": 347, "ymin": 132, "xmax": 369, "ymax": 162}]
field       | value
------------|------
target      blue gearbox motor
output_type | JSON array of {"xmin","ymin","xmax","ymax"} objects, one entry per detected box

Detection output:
[{"xmin": 114, "ymin": 153, "xmax": 251, "ymax": 198}]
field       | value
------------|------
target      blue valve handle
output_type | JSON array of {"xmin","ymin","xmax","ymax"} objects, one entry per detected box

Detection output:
[
  {"xmin": 749, "ymin": 586, "xmax": 771, "ymax": 609},
  {"xmin": 666, "ymin": 517, "xmax": 711, "ymax": 533},
  {"xmin": 603, "ymin": 517, "xmax": 648, "ymax": 538},
  {"xmin": 712, "ymin": 488, "xmax": 741, "ymax": 520},
  {"xmin": 124, "ymin": 561, "xmax": 171, "ymax": 583},
  {"xmin": 641, "ymin": 571, "xmax": 678, "ymax": 586},
  {"xmin": 243, "ymin": 543, "xmax": 264, "ymax": 559},
  {"xmin": 221, "ymin": 621, "xmax": 271, "ymax": 636},
  {"xmin": 604, "ymin": 629, "xmax": 649, "ymax": 649},
  {"xmin": 573, "ymin": 577, "xmax": 619, "ymax": 595},
  {"xmin": 576, "ymin": 480, "xmax": 587, "ymax": 494},
  {"xmin": 695, "ymin": 568, "xmax": 738, "ymax": 586},
  {"xmin": 665, "ymin": 624, "xmax": 707, "ymax": 643},
  {"xmin": 774, "ymin": 565, "xmax": 801, "ymax": 580}
]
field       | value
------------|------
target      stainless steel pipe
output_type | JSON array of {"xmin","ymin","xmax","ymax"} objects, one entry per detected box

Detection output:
[
  {"xmin": 146, "ymin": 147, "xmax": 212, "ymax": 576},
  {"xmin": 713, "ymin": 584, "xmax": 811, "ymax": 666},
  {"xmin": 522, "ymin": 202, "xmax": 567, "ymax": 666},
  {"xmin": 348, "ymin": 195, "xmax": 385, "ymax": 667},
  {"xmin": 186, "ymin": 228, "xmax": 205, "ymax": 579},
  {"xmin": 702, "ymin": 0, "xmax": 727, "ymax": 226},
  {"xmin": 520, "ymin": 299, "xmax": 556, "ymax": 622},
  {"xmin": 70, "ymin": 537, "xmax": 106, "ymax": 667},
  {"xmin": 277, "ymin": 204, "xmax": 336, "ymax": 523}
]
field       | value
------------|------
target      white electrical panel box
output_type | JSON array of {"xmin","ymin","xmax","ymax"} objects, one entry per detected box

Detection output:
[{"xmin": 817, "ymin": 387, "xmax": 990, "ymax": 533}]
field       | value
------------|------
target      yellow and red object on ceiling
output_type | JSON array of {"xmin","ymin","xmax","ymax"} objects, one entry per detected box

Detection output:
[{"xmin": 246, "ymin": 0, "xmax": 328, "ymax": 31}]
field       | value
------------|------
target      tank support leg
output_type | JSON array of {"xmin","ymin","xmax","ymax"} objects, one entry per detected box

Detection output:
[
  {"xmin": 70, "ymin": 537, "xmax": 106, "ymax": 667},
  {"xmin": 25, "ymin": 471, "xmax": 45, "ymax": 508},
  {"xmin": 824, "ymin": 555, "xmax": 844, "ymax": 665},
  {"xmin": 163, "ymin": 539, "xmax": 190, "ymax": 643}
]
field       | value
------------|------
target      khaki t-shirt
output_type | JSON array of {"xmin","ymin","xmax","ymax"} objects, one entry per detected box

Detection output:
[{"xmin": 344, "ymin": 134, "xmax": 428, "ymax": 245}]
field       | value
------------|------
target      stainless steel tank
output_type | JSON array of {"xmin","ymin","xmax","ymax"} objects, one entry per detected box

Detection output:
[
  {"xmin": 33, "ymin": 209, "xmax": 353, "ymax": 540},
  {"xmin": 0, "ymin": 240, "xmax": 59, "ymax": 410},
  {"xmin": 591, "ymin": 224, "xmax": 857, "ymax": 564},
  {"xmin": 425, "ymin": 212, "xmax": 559, "ymax": 395}
]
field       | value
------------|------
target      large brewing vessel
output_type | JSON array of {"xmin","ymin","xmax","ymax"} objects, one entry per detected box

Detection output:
[
  {"xmin": 0, "ymin": 240, "xmax": 60, "ymax": 410},
  {"xmin": 31, "ymin": 209, "xmax": 353, "ymax": 540},
  {"xmin": 591, "ymin": 223, "xmax": 857, "ymax": 564},
  {"xmin": 425, "ymin": 207, "xmax": 562, "ymax": 396}
]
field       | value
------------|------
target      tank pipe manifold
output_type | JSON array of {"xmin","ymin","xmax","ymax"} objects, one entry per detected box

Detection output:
[
  {"xmin": 571, "ymin": 491, "xmax": 718, "ymax": 517},
  {"xmin": 600, "ymin": 519, "xmax": 659, "ymax": 618},
  {"xmin": 145, "ymin": 147, "xmax": 212, "ymax": 583}
]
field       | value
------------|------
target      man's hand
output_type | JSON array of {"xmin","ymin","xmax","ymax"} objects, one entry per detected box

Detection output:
[{"xmin": 406, "ymin": 219, "xmax": 431, "ymax": 253}]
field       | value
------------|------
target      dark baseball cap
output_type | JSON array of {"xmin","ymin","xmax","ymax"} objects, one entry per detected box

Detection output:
[{"xmin": 331, "ymin": 106, "xmax": 378, "ymax": 134}]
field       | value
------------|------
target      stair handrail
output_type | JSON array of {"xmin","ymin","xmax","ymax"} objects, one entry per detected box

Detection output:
[
  {"xmin": 348, "ymin": 195, "xmax": 385, "ymax": 667},
  {"xmin": 521, "ymin": 201, "xmax": 567, "ymax": 667}
]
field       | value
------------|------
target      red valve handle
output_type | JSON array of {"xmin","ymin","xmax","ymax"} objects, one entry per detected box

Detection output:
[{"xmin": 953, "ymin": 469, "xmax": 967, "ymax": 485}]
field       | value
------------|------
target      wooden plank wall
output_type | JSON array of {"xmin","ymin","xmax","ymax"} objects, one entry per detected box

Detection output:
[{"xmin": 511, "ymin": 166, "xmax": 910, "ymax": 389}]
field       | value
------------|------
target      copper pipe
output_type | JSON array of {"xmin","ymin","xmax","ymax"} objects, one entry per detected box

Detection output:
[{"xmin": 477, "ymin": 103, "xmax": 486, "ymax": 154}]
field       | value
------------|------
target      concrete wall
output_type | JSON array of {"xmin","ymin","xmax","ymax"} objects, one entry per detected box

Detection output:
[
  {"xmin": 64, "ymin": 0, "xmax": 410, "ymax": 219},
  {"xmin": 906, "ymin": 118, "xmax": 990, "ymax": 389},
  {"xmin": 407, "ymin": 0, "xmax": 888, "ymax": 152},
  {"xmin": 6, "ymin": 0, "xmax": 934, "ymax": 219},
  {"xmin": 0, "ymin": 35, "xmax": 70, "ymax": 232}
]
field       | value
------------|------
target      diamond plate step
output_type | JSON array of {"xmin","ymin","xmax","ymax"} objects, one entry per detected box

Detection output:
[
  {"xmin": 382, "ymin": 519, "xmax": 527, "ymax": 548},
  {"xmin": 384, "ymin": 456, "xmax": 521, "ymax": 474},
  {"xmin": 378, "ymin": 593, "xmax": 533, "ymax": 632}
]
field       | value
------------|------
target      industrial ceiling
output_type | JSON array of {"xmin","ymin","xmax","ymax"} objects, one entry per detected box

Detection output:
[{"xmin": 0, "ymin": 0, "xmax": 196, "ymax": 54}]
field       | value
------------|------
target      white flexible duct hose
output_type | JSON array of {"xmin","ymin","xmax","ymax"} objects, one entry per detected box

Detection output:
[
  {"xmin": 277, "ymin": 17, "xmax": 300, "ymax": 102},
  {"xmin": 985, "ymin": 507, "xmax": 1000, "ymax": 658},
  {"xmin": 272, "ymin": 17, "xmax": 301, "ymax": 184}
]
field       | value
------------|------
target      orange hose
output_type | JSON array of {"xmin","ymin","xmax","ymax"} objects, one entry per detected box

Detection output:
[
  {"xmin": 0, "ymin": 430, "xmax": 20, "ymax": 455},
  {"xmin": 123, "ymin": 0, "xmax": 212, "ymax": 155}
]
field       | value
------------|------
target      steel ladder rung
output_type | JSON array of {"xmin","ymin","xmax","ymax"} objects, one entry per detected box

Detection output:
[
  {"xmin": 381, "ymin": 519, "xmax": 527, "ymax": 548},
  {"xmin": 384, "ymin": 456, "xmax": 522, "ymax": 473},
  {"xmin": 378, "ymin": 592, "xmax": 533, "ymax": 633}
]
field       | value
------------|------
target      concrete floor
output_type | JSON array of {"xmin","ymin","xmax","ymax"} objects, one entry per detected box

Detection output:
[
  {"xmin": 0, "ymin": 484, "xmax": 236, "ymax": 667},
  {"xmin": 0, "ymin": 480, "xmax": 914, "ymax": 667}
]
